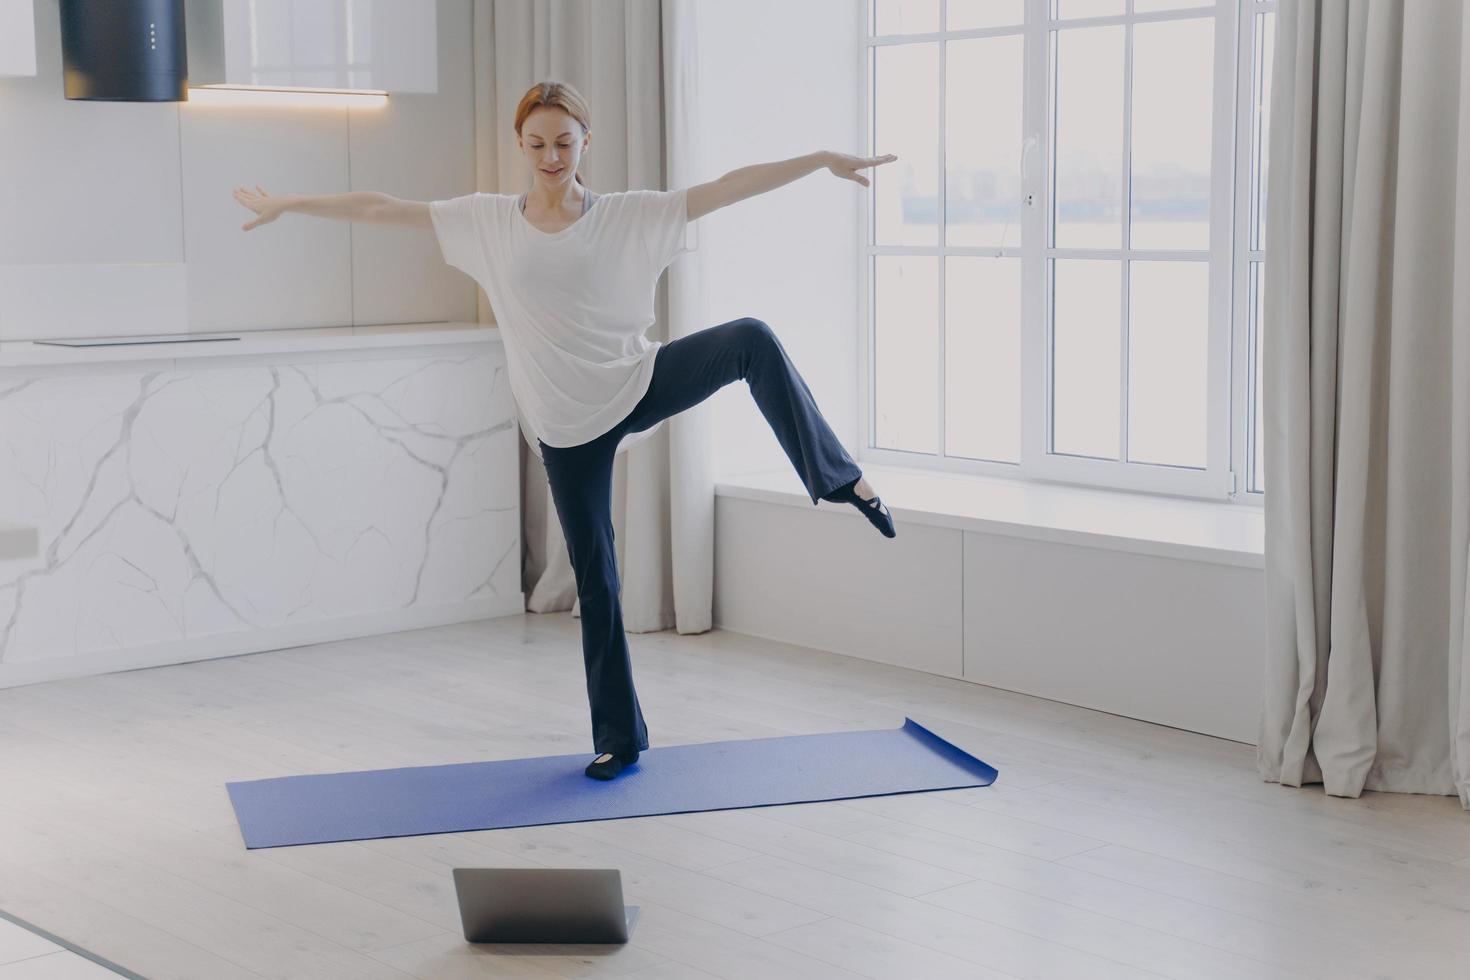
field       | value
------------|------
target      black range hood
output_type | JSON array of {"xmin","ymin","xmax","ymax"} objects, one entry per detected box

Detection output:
[{"xmin": 60, "ymin": 0, "xmax": 188, "ymax": 102}]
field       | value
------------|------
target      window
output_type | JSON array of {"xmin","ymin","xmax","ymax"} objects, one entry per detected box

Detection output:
[{"xmin": 865, "ymin": 0, "xmax": 1274, "ymax": 501}]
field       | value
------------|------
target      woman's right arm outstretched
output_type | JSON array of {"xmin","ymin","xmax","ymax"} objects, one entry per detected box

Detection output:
[{"xmin": 233, "ymin": 186, "xmax": 431, "ymax": 231}]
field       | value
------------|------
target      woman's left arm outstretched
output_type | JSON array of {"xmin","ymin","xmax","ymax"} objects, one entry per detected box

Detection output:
[{"xmin": 686, "ymin": 151, "xmax": 897, "ymax": 221}]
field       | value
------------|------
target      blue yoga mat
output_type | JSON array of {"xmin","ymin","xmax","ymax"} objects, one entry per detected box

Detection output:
[{"xmin": 225, "ymin": 717, "xmax": 997, "ymax": 849}]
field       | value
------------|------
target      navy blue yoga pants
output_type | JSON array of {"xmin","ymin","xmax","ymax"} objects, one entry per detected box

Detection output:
[{"xmin": 537, "ymin": 316, "xmax": 863, "ymax": 756}]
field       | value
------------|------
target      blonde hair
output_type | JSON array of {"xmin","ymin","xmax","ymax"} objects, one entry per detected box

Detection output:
[{"xmin": 514, "ymin": 80, "xmax": 591, "ymax": 187}]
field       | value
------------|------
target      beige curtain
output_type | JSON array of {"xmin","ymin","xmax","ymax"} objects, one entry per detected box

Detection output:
[
  {"xmin": 1259, "ymin": 0, "xmax": 1470, "ymax": 807},
  {"xmin": 468, "ymin": 0, "xmax": 714, "ymax": 634}
]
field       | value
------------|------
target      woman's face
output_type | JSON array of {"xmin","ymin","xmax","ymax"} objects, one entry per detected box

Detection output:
[{"xmin": 519, "ymin": 107, "xmax": 589, "ymax": 191}]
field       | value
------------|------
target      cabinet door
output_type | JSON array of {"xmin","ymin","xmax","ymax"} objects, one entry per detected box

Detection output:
[{"xmin": 186, "ymin": 0, "xmax": 438, "ymax": 94}]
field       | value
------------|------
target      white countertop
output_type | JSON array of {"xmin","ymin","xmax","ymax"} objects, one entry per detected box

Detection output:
[{"xmin": 0, "ymin": 321, "xmax": 500, "ymax": 368}]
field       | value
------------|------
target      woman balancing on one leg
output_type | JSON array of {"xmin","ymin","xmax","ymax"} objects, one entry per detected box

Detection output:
[{"xmin": 232, "ymin": 80, "xmax": 898, "ymax": 781}]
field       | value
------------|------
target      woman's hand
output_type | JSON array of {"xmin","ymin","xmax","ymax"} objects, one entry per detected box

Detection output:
[
  {"xmin": 233, "ymin": 185, "xmax": 288, "ymax": 231},
  {"xmin": 825, "ymin": 152, "xmax": 898, "ymax": 187}
]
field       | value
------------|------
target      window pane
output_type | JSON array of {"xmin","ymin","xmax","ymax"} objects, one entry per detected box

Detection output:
[
  {"xmin": 874, "ymin": 43, "xmax": 940, "ymax": 246},
  {"xmin": 946, "ymin": 35, "xmax": 1025, "ymax": 249},
  {"xmin": 949, "ymin": 0, "xmax": 1024, "ymax": 30},
  {"xmin": 1127, "ymin": 260, "xmax": 1208, "ymax": 467},
  {"xmin": 1252, "ymin": 261, "xmax": 1265, "ymax": 491},
  {"xmin": 946, "ymin": 257, "xmax": 1022, "ymax": 462},
  {"xmin": 1053, "ymin": 26, "xmax": 1125, "ymax": 249},
  {"xmin": 1052, "ymin": 258, "xmax": 1121, "ymax": 458},
  {"xmin": 1133, "ymin": 0, "xmax": 1213, "ymax": 12},
  {"xmin": 874, "ymin": 0, "xmax": 939, "ymax": 35},
  {"xmin": 1130, "ymin": 16, "xmax": 1213, "ymax": 251},
  {"xmin": 875, "ymin": 256, "xmax": 940, "ymax": 453},
  {"xmin": 1053, "ymin": 0, "xmax": 1126, "ymax": 18},
  {"xmin": 1252, "ymin": 10, "xmax": 1275, "ymax": 250}
]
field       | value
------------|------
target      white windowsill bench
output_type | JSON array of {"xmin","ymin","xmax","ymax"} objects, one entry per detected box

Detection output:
[
  {"xmin": 710, "ymin": 463, "xmax": 1267, "ymax": 744},
  {"xmin": 715, "ymin": 463, "xmax": 1265, "ymax": 570}
]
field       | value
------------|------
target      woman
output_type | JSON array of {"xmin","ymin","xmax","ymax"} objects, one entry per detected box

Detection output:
[{"xmin": 234, "ymin": 80, "xmax": 898, "ymax": 781}]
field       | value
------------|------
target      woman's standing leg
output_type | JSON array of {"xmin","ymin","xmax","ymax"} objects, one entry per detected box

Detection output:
[
  {"xmin": 621, "ymin": 317, "xmax": 864, "ymax": 504},
  {"xmin": 538, "ymin": 433, "xmax": 649, "ymax": 763}
]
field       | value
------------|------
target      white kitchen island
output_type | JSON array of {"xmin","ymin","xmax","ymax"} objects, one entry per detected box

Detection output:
[{"xmin": 0, "ymin": 321, "xmax": 522, "ymax": 689}]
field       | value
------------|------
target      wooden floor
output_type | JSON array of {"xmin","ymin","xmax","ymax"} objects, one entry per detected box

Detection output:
[{"xmin": 0, "ymin": 613, "xmax": 1467, "ymax": 980}]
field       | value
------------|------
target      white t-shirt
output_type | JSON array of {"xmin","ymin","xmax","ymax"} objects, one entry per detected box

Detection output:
[{"xmin": 428, "ymin": 186, "xmax": 695, "ymax": 463}]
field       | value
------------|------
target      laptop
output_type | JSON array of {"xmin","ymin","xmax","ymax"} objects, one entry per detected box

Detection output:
[{"xmin": 452, "ymin": 868, "xmax": 637, "ymax": 944}]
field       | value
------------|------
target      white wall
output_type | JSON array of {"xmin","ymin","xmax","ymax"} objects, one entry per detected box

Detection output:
[
  {"xmin": 696, "ymin": 0, "xmax": 865, "ymax": 481},
  {"xmin": 0, "ymin": 0, "xmax": 478, "ymax": 341}
]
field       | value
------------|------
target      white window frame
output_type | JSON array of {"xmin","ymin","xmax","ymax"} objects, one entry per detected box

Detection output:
[
  {"xmin": 858, "ymin": 0, "xmax": 1269, "ymax": 506},
  {"xmin": 1234, "ymin": 0, "xmax": 1274, "ymax": 504}
]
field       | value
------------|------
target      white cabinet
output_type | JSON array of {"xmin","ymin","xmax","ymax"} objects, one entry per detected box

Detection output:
[
  {"xmin": 185, "ymin": 0, "xmax": 437, "ymax": 93},
  {"xmin": 0, "ymin": 0, "xmax": 37, "ymax": 77}
]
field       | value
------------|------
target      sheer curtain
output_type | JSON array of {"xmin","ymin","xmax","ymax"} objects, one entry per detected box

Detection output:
[
  {"xmin": 468, "ymin": 0, "xmax": 714, "ymax": 635},
  {"xmin": 1260, "ymin": 0, "xmax": 1470, "ymax": 807}
]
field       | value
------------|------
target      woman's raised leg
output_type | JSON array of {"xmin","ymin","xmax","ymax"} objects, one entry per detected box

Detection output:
[{"xmin": 620, "ymin": 317, "xmax": 864, "ymax": 504}]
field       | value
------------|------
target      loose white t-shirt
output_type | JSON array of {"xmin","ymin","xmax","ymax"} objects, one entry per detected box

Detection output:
[{"xmin": 428, "ymin": 186, "xmax": 695, "ymax": 463}]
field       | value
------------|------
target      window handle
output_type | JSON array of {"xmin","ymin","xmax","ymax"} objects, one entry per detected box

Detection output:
[{"xmin": 1020, "ymin": 135, "xmax": 1039, "ymax": 207}]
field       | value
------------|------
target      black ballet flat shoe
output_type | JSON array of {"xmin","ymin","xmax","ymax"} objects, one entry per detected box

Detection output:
[
  {"xmin": 585, "ymin": 749, "xmax": 640, "ymax": 780},
  {"xmin": 821, "ymin": 476, "xmax": 897, "ymax": 538}
]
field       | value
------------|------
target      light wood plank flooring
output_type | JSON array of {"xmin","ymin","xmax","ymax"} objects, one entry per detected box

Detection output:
[{"xmin": 1, "ymin": 612, "xmax": 1467, "ymax": 979}]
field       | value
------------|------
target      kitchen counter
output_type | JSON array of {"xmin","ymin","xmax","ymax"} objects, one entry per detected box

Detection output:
[
  {"xmin": 0, "ymin": 321, "xmax": 500, "ymax": 368},
  {"xmin": 0, "ymin": 319, "xmax": 522, "ymax": 689}
]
